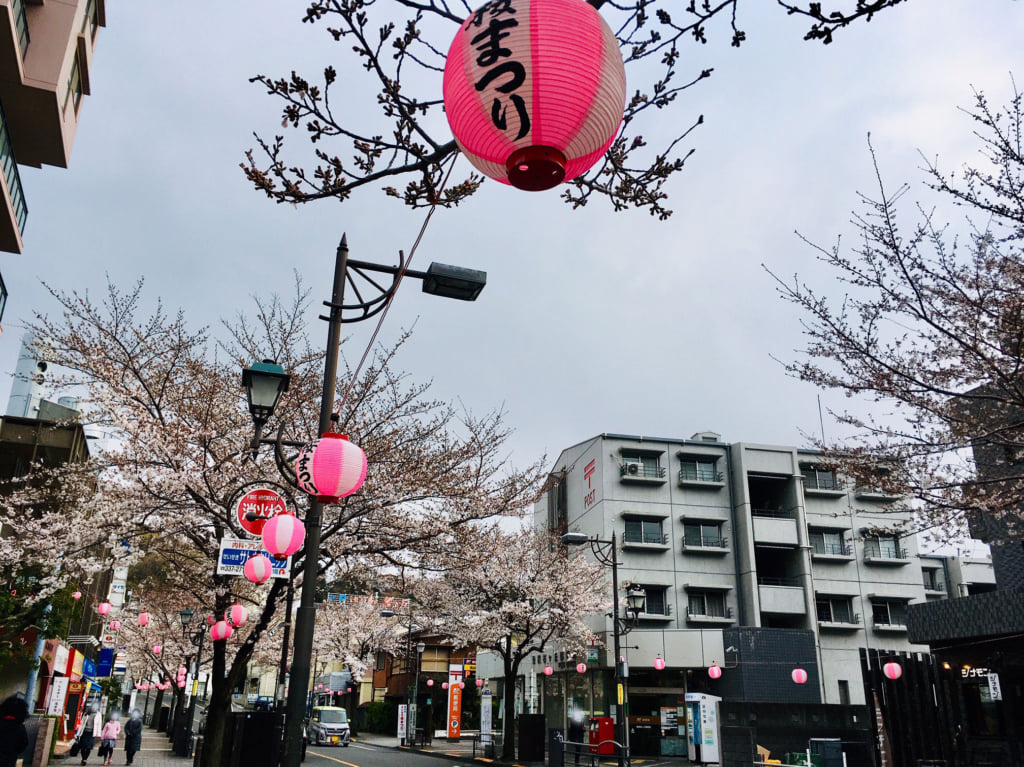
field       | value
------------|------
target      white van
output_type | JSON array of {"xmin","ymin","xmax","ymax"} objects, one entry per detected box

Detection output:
[{"xmin": 306, "ymin": 706, "xmax": 350, "ymax": 746}]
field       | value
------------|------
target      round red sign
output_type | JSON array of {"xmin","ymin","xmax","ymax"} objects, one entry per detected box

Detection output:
[{"xmin": 235, "ymin": 487, "xmax": 288, "ymax": 537}]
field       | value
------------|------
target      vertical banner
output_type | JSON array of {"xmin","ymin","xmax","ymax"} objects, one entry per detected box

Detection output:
[
  {"xmin": 447, "ymin": 663, "xmax": 464, "ymax": 739},
  {"xmin": 481, "ymin": 688, "xmax": 493, "ymax": 744},
  {"xmin": 398, "ymin": 704, "xmax": 408, "ymax": 742}
]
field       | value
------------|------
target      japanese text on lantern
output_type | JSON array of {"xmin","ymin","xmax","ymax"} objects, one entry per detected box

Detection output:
[{"xmin": 467, "ymin": 0, "xmax": 529, "ymax": 139}]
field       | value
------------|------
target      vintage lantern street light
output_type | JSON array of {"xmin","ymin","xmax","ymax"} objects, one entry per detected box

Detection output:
[
  {"xmin": 443, "ymin": 0, "xmax": 626, "ymax": 191},
  {"xmin": 242, "ymin": 360, "xmax": 291, "ymax": 456}
]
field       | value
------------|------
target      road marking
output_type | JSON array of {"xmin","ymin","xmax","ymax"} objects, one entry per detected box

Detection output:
[{"xmin": 307, "ymin": 749, "xmax": 361, "ymax": 767}]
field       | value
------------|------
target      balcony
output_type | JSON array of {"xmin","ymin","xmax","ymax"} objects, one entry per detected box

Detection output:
[
  {"xmin": 817, "ymin": 612, "xmax": 862, "ymax": 631},
  {"xmin": 681, "ymin": 534, "xmax": 730, "ymax": 555},
  {"xmin": 872, "ymin": 619, "xmax": 908, "ymax": 634},
  {"xmin": 0, "ymin": 98, "xmax": 27, "ymax": 253},
  {"xmin": 758, "ymin": 578, "xmax": 807, "ymax": 615},
  {"xmin": 751, "ymin": 509, "xmax": 799, "ymax": 547},
  {"xmin": 855, "ymin": 486, "xmax": 901, "ymax": 501},
  {"xmin": 810, "ymin": 541, "xmax": 853, "ymax": 561},
  {"xmin": 622, "ymin": 530, "xmax": 669, "ymax": 550},
  {"xmin": 619, "ymin": 462, "xmax": 667, "ymax": 485},
  {"xmin": 637, "ymin": 603, "xmax": 673, "ymax": 622},
  {"xmin": 863, "ymin": 546, "xmax": 910, "ymax": 566},
  {"xmin": 685, "ymin": 605, "xmax": 734, "ymax": 625},
  {"xmin": 803, "ymin": 475, "xmax": 846, "ymax": 497},
  {"xmin": 923, "ymin": 580, "xmax": 947, "ymax": 597},
  {"xmin": 677, "ymin": 466, "xmax": 725, "ymax": 488}
]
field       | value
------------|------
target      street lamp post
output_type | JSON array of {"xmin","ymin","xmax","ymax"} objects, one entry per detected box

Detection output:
[
  {"xmin": 561, "ymin": 532, "xmax": 645, "ymax": 767},
  {"xmin": 243, "ymin": 236, "xmax": 486, "ymax": 767},
  {"xmin": 174, "ymin": 607, "xmax": 206, "ymax": 757},
  {"xmin": 412, "ymin": 641, "xmax": 425, "ymax": 744}
]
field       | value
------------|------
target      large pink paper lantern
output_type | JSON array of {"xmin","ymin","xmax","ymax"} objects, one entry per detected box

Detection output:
[
  {"xmin": 654, "ymin": 656, "xmax": 666, "ymax": 671},
  {"xmin": 576, "ymin": 663, "xmax": 587, "ymax": 674},
  {"xmin": 883, "ymin": 662, "xmax": 902, "ymax": 680},
  {"xmin": 261, "ymin": 513, "xmax": 306, "ymax": 559},
  {"xmin": 442, "ymin": 682, "xmax": 449, "ymax": 690},
  {"xmin": 295, "ymin": 434, "xmax": 368, "ymax": 503},
  {"xmin": 226, "ymin": 603, "xmax": 249, "ymax": 628},
  {"xmin": 244, "ymin": 554, "xmax": 274, "ymax": 584},
  {"xmin": 476, "ymin": 679, "xmax": 484, "ymax": 687},
  {"xmin": 138, "ymin": 612, "xmax": 149, "ymax": 627},
  {"xmin": 708, "ymin": 664, "xmax": 722, "ymax": 680},
  {"xmin": 206, "ymin": 615, "xmax": 216, "ymax": 627},
  {"xmin": 443, "ymin": 0, "xmax": 626, "ymax": 192},
  {"xmin": 97, "ymin": 601, "xmax": 112, "ymax": 616},
  {"xmin": 791, "ymin": 667, "xmax": 808, "ymax": 685},
  {"xmin": 543, "ymin": 666, "xmax": 553, "ymax": 676},
  {"xmin": 210, "ymin": 620, "xmax": 233, "ymax": 642},
  {"xmin": 427, "ymin": 679, "xmax": 434, "ymax": 687},
  {"xmin": 110, "ymin": 620, "xmax": 121, "ymax": 631}
]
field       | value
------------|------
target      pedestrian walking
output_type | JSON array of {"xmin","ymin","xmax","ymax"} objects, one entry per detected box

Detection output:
[
  {"xmin": 75, "ymin": 704, "xmax": 103, "ymax": 765},
  {"xmin": 124, "ymin": 709, "xmax": 143, "ymax": 766},
  {"xmin": 0, "ymin": 696, "xmax": 29, "ymax": 767},
  {"xmin": 99, "ymin": 712, "xmax": 121, "ymax": 765}
]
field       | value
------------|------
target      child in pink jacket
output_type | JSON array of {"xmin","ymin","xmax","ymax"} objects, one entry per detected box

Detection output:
[{"xmin": 99, "ymin": 715, "xmax": 121, "ymax": 766}]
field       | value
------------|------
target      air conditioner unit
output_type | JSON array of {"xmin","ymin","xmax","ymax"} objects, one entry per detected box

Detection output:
[{"xmin": 626, "ymin": 462, "xmax": 640, "ymax": 475}]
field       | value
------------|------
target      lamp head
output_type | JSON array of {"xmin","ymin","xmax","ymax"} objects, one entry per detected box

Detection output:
[
  {"xmin": 241, "ymin": 360, "xmax": 291, "ymax": 424},
  {"xmin": 625, "ymin": 584, "xmax": 646, "ymax": 615},
  {"xmin": 422, "ymin": 263, "xmax": 486, "ymax": 301},
  {"xmin": 380, "ymin": 609, "xmax": 395, "ymax": 618},
  {"xmin": 180, "ymin": 608, "xmax": 195, "ymax": 625},
  {"xmin": 560, "ymin": 532, "xmax": 590, "ymax": 546},
  {"xmin": 417, "ymin": 641, "xmax": 426, "ymax": 654}
]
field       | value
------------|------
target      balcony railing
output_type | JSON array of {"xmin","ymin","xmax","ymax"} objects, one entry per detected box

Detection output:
[
  {"xmin": 0, "ymin": 101, "xmax": 27, "ymax": 236},
  {"xmin": 12, "ymin": 0, "xmax": 30, "ymax": 54},
  {"xmin": 638, "ymin": 602, "xmax": 673, "ymax": 618},
  {"xmin": 803, "ymin": 475, "xmax": 845, "ymax": 491},
  {"xmin": 678, "ymin": 467, "xmax": 723, "ymax": 483},
  {"xmin": 811, "ymin": 541, "xmax": 852, "ymax": 557},
  {"xmin": 757, "ymin": 575, "xmax": 803, "ymax": 587},
  {"xmin": 682, "ymin": 534, "xmax": 728, "ymax": 550},
  {"xmin": 872, "ymin": 618, "xmax": 908, "ymax": 631},
  {"xmin": 923, "ymin": 580, "xmax": 946, "ymax": 593},
  {"xmin": 686, "ymin": 605, "xmax": 733, "ymax": 621},
  {"xmin": 864, "ymin": 545, "xmax": 908, "ymax": 561},
  {"xmin": 622, "ymin": 530, "xmax": 669, "ymax": 546},
  {"xmin": 751, "ymin": 507, "xmax": 792, "ymax": 519},
  {"xmin": 619, "ymin": 463, "xmax": 666, "ymax": 479},
  {"xmin": 818, "ymin": 611, "xmax": 862, "ymax": 626}
]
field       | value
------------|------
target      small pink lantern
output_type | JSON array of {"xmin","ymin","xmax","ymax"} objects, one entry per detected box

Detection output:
[
  {"xmin": 543, "ymin": 666, "xmax": 553, "ymax": 676},
  {"xmin": 295, "ymin": 433, "xmax": 368, "ymax": 503},
  {"xmin": 708, "ymin": 664, "xmax": 722, "ymax": 680},
  {"xmin": 792, "ymin": 667, "xmax": 808, "ymax": 685},
  {"xmin": 72, "ymin": 591, "xmax": 82, "ymax": 600},
  {"xmin": 244, "ymin": 554, "xmax": 274, "ymax": 584},
  {"xmin": 152, "ymin": 645, "xmax": 162, "ymax": 655},
  {"xmin": 110, "ymin": 620, "xmax": 121, "ymax": 631},
  {"xmin": 442, "ymin": 682, "xmax": 449, "ymax": 690},
  {"xmin": 142, "ymin": 682, "xmax": 150, "ymax": 690},
  {"xmin": 97, "ymin": 601, "xmax": 112, "ymax": 616},
  {"xmin": 178, "ymin": 666, "xmax": 187, "ymax": 678},
  {"xmin": 261, "ymin": 513, "xmax": 306, "ymax": 559},
  {"xmin": 206, "ymin": 614, "xmax": 216, "ymax": 627},
  {"xmin": 426, "ymin": 679, "xmax": 434, "ymax": 687},
  {"xmin": 476, "ymin": 679, "xmax": 484, "ymax": 687},
  {"xmin": 138, "ymin": 612, "xmax": 150, "ymax": 627},
  {"xmin": 210, "ymin": 620, "xmax": 233, "ymax": 642},
  {"xmin": 883, "ymin": 662, "xmax": 903, "ymax": 680},
  {"xmin": 576, "ymin": 663, "xmax": 587, "ymax": 674},
  {"xmin": 134, "ymin": 683, "xmax": 141, "ymax": 690},
  {"xmin": 458, "ymin": 681, "xmax": 465, "ymax": 689},
  {"xmin": 178, "ymin": 680, "xmax": 185, "ymax": 688},
  {"xmin": 226, "ymin": 603, "xmax": 249, "ymax": 628},
  {"xmin": 654, "ymin": 656, "xmax": 666, "ymax": 671},
  {"xmin": 442, "ymin": 0, "xmax": 627, "ymax": 192}
]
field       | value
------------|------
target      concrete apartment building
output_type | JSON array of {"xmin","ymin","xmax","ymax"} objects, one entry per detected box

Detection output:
[
  {"xmin": 532, "ymin": 431, "xmax": 991, "ymax": 711},
  {"xmin": 0, "ymin": 0, "xmax": 106, "ymax": 254}
]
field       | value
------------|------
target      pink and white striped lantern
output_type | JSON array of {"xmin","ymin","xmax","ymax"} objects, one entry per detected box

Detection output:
[
  {"xmin": 576, "ymin": 663, "xmax": 587, "ymax": 674},
  {"xmin": 210, "ymin": 620, "xmax": 233, "ymax": 642},
  {"xmin": 97, "ymin": 601, "xmax": 112, "ymax": 616},
  {"xmin": 244, "ymin": 554, "xmax": 274, "ymax": 584},
  {"xmin": 261, "ymin": 513, "xmax": 306, "ymax": 559},
  {"xmin": 178, "ymin": 666, "xmax": 187, "ymax": 678},
  {"xmin": 142, "ymin": 682, "xmax": 150, "ymax": 690},
  {"xmin": 110, "ymin": 620, "xmax": 121, "ymax": 631},
  {"xmin": 226, "ymin": 603, "xmax": 249, "ymax": 628},
  {"xmin": 442, "ymin": 682, "xmax": 449, "ymax": 690},
  {"xmin": 653, "ymin": 656, "xmax": 666, "ymax": 671},
  {"xmin": 178, "ymin": 680, "xmax": 185, "ymax": 689},
  {"xmin": 138, "ymin": 611, "xmax": 149, "ymax": 627},
  {"xmin": 883, "ymin": 662, "xmax": 903, "ymax": 680},
  {"xmin": 427, "ymin": 679, "xmax": 434, "ymax": 687},
  {"xmin": 72, "ymin": 590, "xmax": 82, "ymax": 600},
  {"xmin": 476, "ymin": 679, "xmax": 484, "ymax": 687},
  {"xmin": 543, "ymin": 666, "xmax": 553, "ymax": 676},
  {"xmin": 206, "ymin": 615, "xmax": 216, "ymax": 627},
  {"xmin": 458, "ymin": 681, "xmax": 465, "ymax": 689},
  {"xmin": 442, "ymin": 0, "xmax": 627, "ymax": 192},
  {"xmin": 152, "ymin": 644, "xmax": 162, "ymax": 655},
  {"xmin": 708, "ymin": 664, "xmax": 722, "ymax": 680},
  {"xmin": 294, "ymin": 434, "xmax": 368, "ymax": 503},
  {"xmin": 791, "ymin": 667, "xmax": 808, "ymax": 685}
]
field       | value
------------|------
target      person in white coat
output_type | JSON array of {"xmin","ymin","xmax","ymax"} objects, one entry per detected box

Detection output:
[{"xmin": 75, "ymin": 705, "xmax": 103, "ymax": 765}]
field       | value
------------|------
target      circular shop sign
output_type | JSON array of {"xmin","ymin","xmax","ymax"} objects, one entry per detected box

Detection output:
[{"xmin": 235, "ymin": 486, "xmax": 289, "ymax": 537}]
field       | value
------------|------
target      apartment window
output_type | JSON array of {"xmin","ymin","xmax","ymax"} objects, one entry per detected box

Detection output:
[
  {"xmin": 802, "ymin": 465, "xmax": 842, "ymax": 491},
  {"xmin": 639, "ymin": 586, "xmax": 668, "ymax": 615},
  {"xmin": 816, "ymin": 596, "xmax": 854, "ymax": 623},
  {"xmin": 923, "ymin": 568, "xmax": 945, "ymax": 592},
  {"xmin": 624, "ymin": 518, "xmax": 664, "ymax": 545},
  {"xmin": 871, "ymin": 599, "xmax": 908, "ymax": 627},
  {"xmin": 82, "ymin": 0, "xmax": 100, "ymax": 39},
  {"xmin": 688, "ymin": 590, "xmax": 727, "ymax": 618},
  {"xmin": 621, "ymin": 451, "xmax": 664, "ymax": 479},
  {"xmin": 65, "ymin": 57, "xmax": 83, "ymax": 114},
  {"xmin": 13, "ymin": 0, "xmax": 29, "ymax": 54},
  {"xmin": 683, "ymin": 521, "xmax": 724, "ymax": 548},
  {"xmin": 864, "ymin": 534, "xmax": 904, "ymax": 560},
  {"xmin": 0, "ymin": 272, "xmax": 7, "ymax": 324},
  {"xmin": 838, "ymin": 680, "xmax": 850, "ymax": 706},
  {"xmin": 0, "ymin": 102, "xmax": 27, "ymax": 234},
  {"xmin": 809, "ymin": 528, "xmax": 848, "ymax": 556},
  {"xmin": 679, "ymin": 458, "xmax": 719, "ymax": 482}
]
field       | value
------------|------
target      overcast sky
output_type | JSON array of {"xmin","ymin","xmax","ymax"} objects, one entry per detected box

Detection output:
[{"xmin": 2, "ymin": 0, "xmax": 1021, "ymax": 474}]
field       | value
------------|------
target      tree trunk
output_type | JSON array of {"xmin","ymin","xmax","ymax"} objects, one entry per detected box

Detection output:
[
  {"xmin": 500, "ymin": 642, "xmax": 521, "ymax": 762},
  {"xmin": 199, "ymin": 628, "xmax": 231, "ymax": 767}
]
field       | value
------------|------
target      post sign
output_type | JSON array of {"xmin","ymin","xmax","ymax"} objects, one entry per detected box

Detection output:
[
  {"xmin": 447, "ymin": 664, "xmax": 464, "ymax": 739},
  {"xmin": 398, "ymin": 704, "xmax": 408, "ymax": 741},
  {"xmin": 217, "ymin": 537, "xmax": 290, "ymax": 578},
  {"xmin": 235, "ymin": 486, "xmax": 289, "ymax": 537},
  {"xmin": 480, "ymin": 688, "xmax": 493, "ymax": 744}
]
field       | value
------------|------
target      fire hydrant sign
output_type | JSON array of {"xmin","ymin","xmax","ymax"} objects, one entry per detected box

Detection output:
[
  {"xmin": 217, "ymin": 537, "xmax": 290, "ymax": 578},
  {"xmin": 235, "ymin": 486, "xmax": 288, "ymax": 537}
]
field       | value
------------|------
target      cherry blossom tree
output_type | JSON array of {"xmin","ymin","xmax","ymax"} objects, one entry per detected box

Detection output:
[
  {"xmin": 13, "ymin": 277, "xmax": 546, "ymax": 767},
  {"xmin": 768, "ymin": 81, "xmax": 1024, "ymax": 544},
  {"xmin": 416, "ymin": 526, "xmax": 609, "ymax": 760}
]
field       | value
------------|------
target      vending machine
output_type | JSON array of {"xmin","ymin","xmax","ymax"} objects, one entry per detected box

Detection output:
[{"xmin": 683, "ymin": 693, "xmax": 721, "ymax": 764}]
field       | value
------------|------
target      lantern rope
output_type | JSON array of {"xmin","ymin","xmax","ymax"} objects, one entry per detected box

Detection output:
[{"xmin": 334, "ymin": 153, "xmax": 460, "ymax": 421}]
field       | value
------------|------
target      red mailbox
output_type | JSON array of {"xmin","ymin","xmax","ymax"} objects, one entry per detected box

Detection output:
[{"xmin": 588, "ymin": 717, "xmax": 616, "ymax": 755}]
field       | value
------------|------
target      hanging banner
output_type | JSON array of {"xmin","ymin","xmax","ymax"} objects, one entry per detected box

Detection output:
[
  {"xmin": 447, "ymin": 663, "xmax": 464, "ymax": 739},
  {"xmin": 47, "ymin": 677, "xmax": 70, "ymax": 716},
  {"xmin": 480, "ymin": 688, "xmax": 493, "ymax": 744},
  {"xmin": 217, "ymin": 537, "xmax": 290, "ymax": 578}
]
